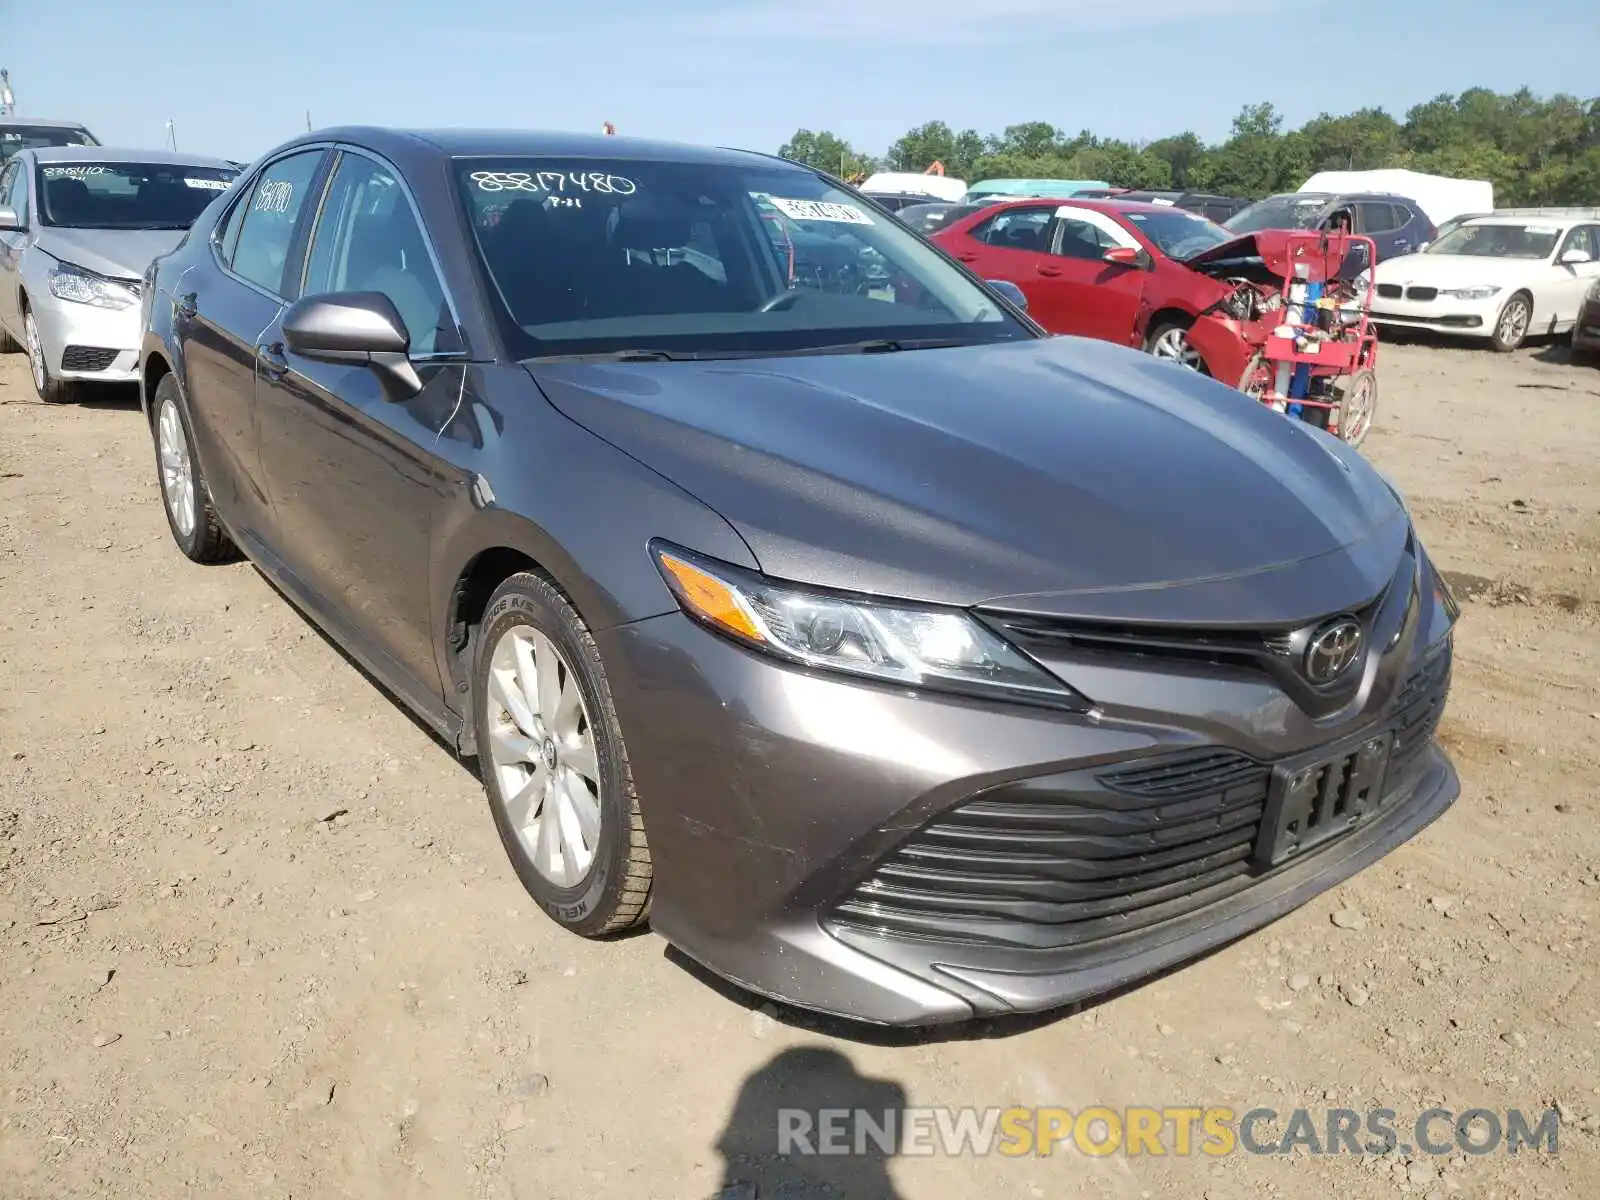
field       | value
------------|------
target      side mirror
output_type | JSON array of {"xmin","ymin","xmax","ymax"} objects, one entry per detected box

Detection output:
[
  {"xmin": 986, "ymin": 279, "xmax": 1028, "ymax": 311},
  {"xmin": 281, "ymin": 291, "xmax": 421, "ymax": 400},
  {"xmin": 1559, "ymin": 248, "xmax": 1593, "ymax": 266},
  {"xmin": 0, "ymin": 205, "xmax": 21, "ymax": 232},
  {"xmin": 1102, "ymin": 245, "xmax": 1142, "ymax": 268}
]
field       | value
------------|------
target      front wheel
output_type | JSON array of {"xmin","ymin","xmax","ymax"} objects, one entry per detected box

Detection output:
[
  {"xmin": 1490, "ymin": 292, "xmax": 1532, "ymax": 352},
  {"xmin": 1334, "ymin": 368, "xmax": 1377, "ymax": 449},
  {"xmin": 473, "ymin": 571, "xmax": 652, "ymax": 937},
  {"xmin": 1145, "ymin": 322, "xmax": 1206, "ymax": 373},
  {"xmin": 23, "ymin": 306, "xmax": 75, "ymax": 405}
]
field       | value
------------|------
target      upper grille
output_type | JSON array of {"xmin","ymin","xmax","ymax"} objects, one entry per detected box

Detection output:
[
  {"xmin": 1405, "ymin": 286, "xmax": 1439, "ymax": 302},
  {"xmin": 1377, "ymin": 283, "xmax": 1403, "ymax": 299},
  {"xmin": 61, "ymin": 346, "xmax": 120, "ymax": 372}
]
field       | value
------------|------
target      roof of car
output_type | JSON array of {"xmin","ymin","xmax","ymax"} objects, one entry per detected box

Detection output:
[
  {"xmin": 28, "ymin": 146, "xmax": 237, "ymax": 169},
  {"xmin": 987, "ymin": 196, "xmax": 1193, "ymax": 218},
  {"xmin": 1460, "ymin": 214, "xmax": 1582, "ymax": 228},
  {"xmin": 287, "ymin": 126, "xmax": 796, "ymax": 172},
  {"xmin": 0, "ymin": 117, "xmax": 94, "ymax": 130}
]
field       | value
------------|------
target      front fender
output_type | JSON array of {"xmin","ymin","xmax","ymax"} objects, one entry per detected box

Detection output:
[{"xmin": 426, "ymin": 380, "xmax": 760, "ymax": 725}]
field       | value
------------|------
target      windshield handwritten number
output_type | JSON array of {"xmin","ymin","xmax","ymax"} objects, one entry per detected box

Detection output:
[{"xmin": 470, "ymin": 170, "xmax": 637, "ymax": 196}]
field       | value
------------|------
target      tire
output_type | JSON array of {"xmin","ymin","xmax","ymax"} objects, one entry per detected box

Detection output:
[
  {"xmin": 473, "ymin": 571, "xmax": 651, "ymax": 937},
  {"xmin": 1235, "ymin": 351, "xmax": 1271, "ymax": 401},
  {"xmin": 23, "ymin": 304, "xmax": 76, "ymax": 404},
  {"xmin": 1335, "ymin": 368, "xmax": 1377, "ymax": 449},
  {"xmin": 1489, "ymin": 292, "xmax": 1532, "ymax": 353},
  {"xmin": 1144, "ymin": 321, "xmax": 1206, "ymax": 373},
  {"xmin": 151, "ymin": 375, "xmax": 236, "ymax": 563}
]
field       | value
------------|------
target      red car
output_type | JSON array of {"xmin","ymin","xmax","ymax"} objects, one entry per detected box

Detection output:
[{"xmin": 932, "ymin": 197, "xmax": 1266, "ymax": 373}]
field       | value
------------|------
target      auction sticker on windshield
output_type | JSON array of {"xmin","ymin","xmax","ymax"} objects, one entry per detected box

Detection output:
[
  {"xmin": 767, "ymin": 197, "xmax": 874, "ymax": 225},
  {"xmin": 184, "ymin": 177, "xmax": 231, "ymax": 190}
]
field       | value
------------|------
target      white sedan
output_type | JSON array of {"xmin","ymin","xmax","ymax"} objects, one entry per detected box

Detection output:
[{"xmin": 1369, "ymin": 214, "xmax": 1600, "ymax": 351}]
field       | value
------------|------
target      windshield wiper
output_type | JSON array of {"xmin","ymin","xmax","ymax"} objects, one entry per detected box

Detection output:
[
  {"xmin": 525, "ymin": 338, "xmax": 988, "ymax": 366},
  {"xmin": 757, "ymin": 337, "xmax": 976, "ymax": 358},
  {"xmin": 525, "ymin": 348, "xmax": 691, "ymax": 363}
]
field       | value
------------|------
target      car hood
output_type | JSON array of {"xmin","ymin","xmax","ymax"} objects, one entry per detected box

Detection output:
[
  {"xmin": 35, "ymin": 227, "xmax": 186, "ymax": 282},
  {"xmin": 1374, "ymin": 252, "xmax": 1542, "ymax": 286},
  {"xmin": 529, "ymin": 336, "xmax": 1407, "ymax": 625},
  {"xmin": 1183, "ymin": 230, "xmax": 1353, "ymax": 283}
]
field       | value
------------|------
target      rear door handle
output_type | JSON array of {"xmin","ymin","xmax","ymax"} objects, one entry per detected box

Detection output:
[
  {"xmin": 956, "ymin": 253, "xmax": 978, "ymax": 262},
  {"xmin": 256, "ymin": 341, "xmax": 288, "ymax": 379},
  {"xmin": 1037, "ymin": 265, "xmax": 1063, "ymax": 277}
]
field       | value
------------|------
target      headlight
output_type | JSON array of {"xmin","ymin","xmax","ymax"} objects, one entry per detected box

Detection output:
[
  {"xmin": 652, "ymin": 543, "xmax": 1087, "ymax": 710},
  {"xmin": 46, "ymin": 261, "xmax": 139, "ymax": 310},
  {"xmin": 1438, "ymin": 285, "xmax": 1500, "ymax": 300}
]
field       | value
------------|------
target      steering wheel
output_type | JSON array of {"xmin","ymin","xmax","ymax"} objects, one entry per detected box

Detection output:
[{"xmin": 758, "ymin": 289, "xmax": 802, "ymax": 313}]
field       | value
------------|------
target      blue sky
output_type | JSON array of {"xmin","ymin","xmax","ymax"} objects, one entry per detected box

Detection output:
[{"xmin": 7, "ymin": 0, "xmax": 1597, "ymax": 165}]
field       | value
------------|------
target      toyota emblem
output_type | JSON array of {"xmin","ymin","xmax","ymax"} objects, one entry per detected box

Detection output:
[{"xmin": 1304, "ymin": 617, "xmax": 1364, "ymax": 684}]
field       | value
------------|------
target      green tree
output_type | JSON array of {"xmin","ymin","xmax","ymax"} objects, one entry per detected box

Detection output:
[
  {"xmin": 1144, "ymin": 132, "xmax": 1207, "ymax": 188},
  {"xmin": 789, "ymin": 85, "xmax": 1600, "ymax": 204},
  {"xmin": 886, "ymin": 121, "xmax": 986, "ymax": 179},
  {"xmin": 777, "ymin": 129, "xmax": 873, "ymax": 178}
]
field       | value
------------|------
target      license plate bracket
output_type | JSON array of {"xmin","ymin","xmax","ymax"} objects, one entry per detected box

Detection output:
[{"xmin": 1256, "ymin": 732, "xmax": 1393, "ymax": 867}]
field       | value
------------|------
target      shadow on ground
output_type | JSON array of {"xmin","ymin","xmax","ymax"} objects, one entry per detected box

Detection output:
[{"xmin": 712, "ymin": 1046, "xmax": 909, "ymax": 1199}]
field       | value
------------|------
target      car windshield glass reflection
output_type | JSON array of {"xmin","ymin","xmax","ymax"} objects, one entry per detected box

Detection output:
[
  {"xmin": 1, "ymin": 126, "xmax": 95, "ymax": 164},
  {"xmin": 1225, "ymin": 196, "xmax": 1327, "ymax": 233},
  {"xmin": 37, "ymin": 162, "xmax": 238, "ymax": 230},
  {"xmin": 1122, "ymin": 210, "xmax": 1234, "ymax": 260},
  {"xmin": 1426, "ymin": 223, "xmax": 1561, "ymax": 260},
  {"xmin": 454, "ymin": 158, "xmax": 1028, "ymax": 359}
]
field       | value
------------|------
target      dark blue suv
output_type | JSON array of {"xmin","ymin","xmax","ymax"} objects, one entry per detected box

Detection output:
[{"xmin": 1224, "ymin": 192, "xmax": 1435, "ymax": 263}]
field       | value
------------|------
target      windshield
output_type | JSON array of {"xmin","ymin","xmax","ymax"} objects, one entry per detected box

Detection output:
[
  {"xmin": 455, "ymin": 157, "xmax": 1027, "ymax": 359},
  {"xmin": 1, "ymin": 124, "xmax": 97, "ymax": 164},
  {"xmin": 37, "ymin": 161, "xmax": 239, "ymax": 230},
  {"xmin": 1122, "ymin": 208, "xmax": 1233, "ymax": 260},
  {"xmin": 1425, "ymin": 222, "xmax": 1561, "ymax": 260},
  {"xmin": 1224, "ymin": 195, "xmax": 1328, "ymax": 233}
]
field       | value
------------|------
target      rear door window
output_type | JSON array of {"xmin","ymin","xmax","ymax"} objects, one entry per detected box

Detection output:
[
  {"xmin": 1356, "ymin": 201, "xmax": 1400, "ymax": 234},
  {"xmin": 970, "ymin": 207, "xmax": 1054, "ymax": 251},
  {"xmin": 229, "ymin": 150, "xmax": 325, "ymax": 296}
]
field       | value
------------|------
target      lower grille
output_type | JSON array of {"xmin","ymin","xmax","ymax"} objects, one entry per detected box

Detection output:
[
  {"xmin": 61, "ymin": 345, "xmax": 120, "ymax": 372},
  {"xmin": 1406, "ymin": 286, "xmax": 1439, "ymax": 301},
  {"xmin": 831, "ymin": 749, "xmax": 1272, "ymax": 951},
  {"xmin": 1389, "ymin": 639, "xmax": 1452, "ymax": 781},
  {"xmin": 831, "ymin": 643, "xmax": 1453, "ymax": 953},
  {"xmin": 1377, "ymin": 283, "xmax": 1402, "ymax": 299}
]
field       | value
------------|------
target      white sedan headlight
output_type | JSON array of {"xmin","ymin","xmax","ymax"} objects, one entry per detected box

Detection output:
[
  {"xmin": 1438, "ymin": 285, "xmax": 1501, "ymax": 300},
  {"xmin": 46, "ymin": 262, "xmax": 139, "ymax": 310}
]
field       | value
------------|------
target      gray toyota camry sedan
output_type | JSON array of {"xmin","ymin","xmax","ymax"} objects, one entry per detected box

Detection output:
[{"xmin": 137, "ymin": 127, "xmax": 1459, "ymax": 1026}]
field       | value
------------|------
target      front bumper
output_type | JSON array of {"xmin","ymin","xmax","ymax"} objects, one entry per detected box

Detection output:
[
  {"xmin": 598, "ymin": 607, "xmax": 1458, "ymax": 1027},
  {"xmin": 1572, "ymin": 300, "xmax": 1600, "ymax": 355},
  {"xmin": 1369, "ymin": 292, "xmax": 1500, "ymax": 338},
  {"xmin": 30, "ymin": 292, "xmax": 142, "ymax": 383}
]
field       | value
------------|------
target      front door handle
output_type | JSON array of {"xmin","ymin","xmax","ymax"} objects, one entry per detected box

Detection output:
[
  {"xmin": 256, "ymin": 341, "xmax": 288, "ymax": 379},
  {"xmin": 175, "ymin": 292, "xmax": 197, "ymax": 320},
  {"xmin": 1037, "ymin": 264, "xmax": 1063, "ymax": 277},
  {"xmin": 956, "ymin": 253, "xmax": 978, "ymax": 262}
]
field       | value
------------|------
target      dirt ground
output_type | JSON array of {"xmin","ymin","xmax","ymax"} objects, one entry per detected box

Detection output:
[{"xmin": 1, "ymin": 339, "xmax": 1597, "ymax": 1200}]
